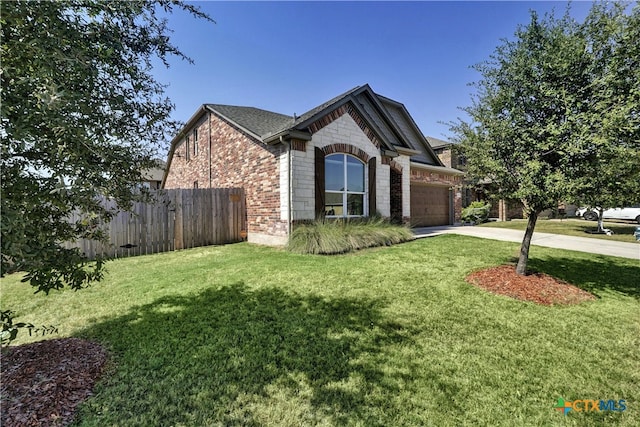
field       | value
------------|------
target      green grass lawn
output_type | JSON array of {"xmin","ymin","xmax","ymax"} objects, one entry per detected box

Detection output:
[
  {"xmin": 480, "ymin": 218, "xmax": 639, "ymax": 243},
  {"xmin": 2, "ymin": 236, "xmax": 638, "ymax": 426}
]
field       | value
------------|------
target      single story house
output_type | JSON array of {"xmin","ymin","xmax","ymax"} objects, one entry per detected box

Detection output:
[{"xmin": 163, "ymin": 84, "xmax": 464, "ymax": 245}]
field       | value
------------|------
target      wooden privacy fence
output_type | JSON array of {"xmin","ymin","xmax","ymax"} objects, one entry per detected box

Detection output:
[{"xmin": 66, "ymin": 188, "xmax": 246, "ymax": 259}]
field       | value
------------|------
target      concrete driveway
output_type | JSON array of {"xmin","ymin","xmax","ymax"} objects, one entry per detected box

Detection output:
[{"xmin": 413, "ymin": 225, "xmax": 640, "ymax": 260}]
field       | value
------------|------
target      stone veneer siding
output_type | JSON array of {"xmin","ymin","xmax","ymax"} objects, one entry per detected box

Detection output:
[
  {"xmin": 290, "ymin": 112, "xmax": 400, "ymax": 220},
  {"xmin": 164, "ymin": 112, "xmax": 287, "ymax": 244}
]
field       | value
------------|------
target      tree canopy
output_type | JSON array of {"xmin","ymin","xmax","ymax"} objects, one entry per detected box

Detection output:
[
  {"xmin": 1, "ymin": 1, "xmax": 213, "ymax": 293},
  {"xmin": 452, "ymin": 2, "xmax": 640, "ymax": 274},
  {"xmin": 567, "ymin": 3, "xmax": 640, "ymax": 230}
]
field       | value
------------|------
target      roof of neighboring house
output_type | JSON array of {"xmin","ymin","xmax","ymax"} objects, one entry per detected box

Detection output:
[
  {"xmin": 425, "ymin": 136, "xmax": 454, "ymax": 150},
  {"xmin": 143, "ymin": 159, "xmax": 166, "ymax": 182}
]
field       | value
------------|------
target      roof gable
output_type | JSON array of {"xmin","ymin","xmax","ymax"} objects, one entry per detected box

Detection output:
[
  {"xmin": 289, "ymin": 85, "xmax": 414, "ymax": 153},
  {"xmin": 376, "ymin": 95, "xmax": 442, "ymax": 166}
]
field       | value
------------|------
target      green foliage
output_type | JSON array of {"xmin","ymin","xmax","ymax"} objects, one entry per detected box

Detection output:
[
  {"xmin": 287, "ymin": 217, "xmax": 413, "ymax": 254},
  {"xmin": 0, "ymin": 1, "xmax": 213, "ymax": 293},
  {"xmin": 461, "ymin": 201, "xmax": 491, "ymax": 224},
  {"xmin": 1, "ymin": 310, "xmax": 58, "ymax": 347},
  {"xmin": 451, "ymin": 3, "xmax": 640, "ymax": 274},
  {"xmin": 567, "ymin": 4, "xmax": 640, "ymax": 210}
]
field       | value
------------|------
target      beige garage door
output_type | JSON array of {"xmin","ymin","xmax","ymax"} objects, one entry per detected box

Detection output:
[{"xmin": 410, "ymin": 184, "xmax": 450, "ymax": 226}]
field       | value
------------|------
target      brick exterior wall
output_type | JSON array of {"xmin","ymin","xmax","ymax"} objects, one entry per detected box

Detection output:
[
  {"xmin": 434, "ymin": 147, "xmax": 452, "ymax": 168},
  {"xmin": 410, "ymin": 166, "xmax": 463, "ymax": 223},
  {"xmin": 164, "ymin": 112, "xmax": 287, "ymax": 242},
  {"xmin": 434, "ymin": 146, "xmax": 465, "ymax": 170},
  {"xmin": 491, "ymin": 199, "xmax": 524, "ymax": 221},
  {"xmin": 410, "ymin": 168, "xmax": 462, "ymax": 187},
  {"xmin": 390, "ymin": 167, "xmax": 403, "ymax": 222}
]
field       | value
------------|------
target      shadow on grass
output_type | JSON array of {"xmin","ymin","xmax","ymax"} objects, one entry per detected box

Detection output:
[
  {"xmin": 77, "ymin": 283, "xmax": 414, "ymax": 426},
  {"xmin": 578, "ymin": 221, "xmax": 637, "ymax": 237},
  {"xmin": 528, "ymin": 256, "xmax": 640, "ymax": 300}
]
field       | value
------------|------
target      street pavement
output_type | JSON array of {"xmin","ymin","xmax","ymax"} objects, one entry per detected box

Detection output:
[{"xmin": 413, "ymin": 225, "xmax": 640, "ymax": 260}]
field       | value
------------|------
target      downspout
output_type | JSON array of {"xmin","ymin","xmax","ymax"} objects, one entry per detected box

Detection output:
[
  {"xmin": 289, "ymin": 142, "xmax": 293, "ymax": 236},
  {"xmin": 283, "ymin": 136, "xmax": 293, "ymax": 237},
  {"xmin": 208, "ymin": 111, "xmax": 212, "ymax": 187}
]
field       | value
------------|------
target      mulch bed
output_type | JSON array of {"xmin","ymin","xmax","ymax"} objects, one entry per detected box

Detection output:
[
  {"xmin": 1, "ymin": 338, "xmax": 108, "ymax": 427},
  {"xmin": 466, "ymin": 265, "xmax": 596, "ymax": 305}
]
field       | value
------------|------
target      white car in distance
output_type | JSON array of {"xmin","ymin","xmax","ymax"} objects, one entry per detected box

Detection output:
[{"xmin": 576, "ymin": 206, "xmax": 640, "ymax": 224}]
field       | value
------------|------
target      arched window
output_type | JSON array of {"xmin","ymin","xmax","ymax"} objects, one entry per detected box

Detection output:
[{"xmin": 325, "ymin": 153, "xmax": 366, "ymax": 217}]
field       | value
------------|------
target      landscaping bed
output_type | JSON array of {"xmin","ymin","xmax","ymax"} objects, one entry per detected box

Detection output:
[
  {"xmin": 466, "ymin": 265, "xmax": 596, "ymax": 305},
  {"xmin": 1, "ymin": 338, "xmax": 108, "ymax": 427}
]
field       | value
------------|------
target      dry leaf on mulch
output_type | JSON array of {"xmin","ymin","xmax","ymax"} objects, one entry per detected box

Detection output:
[
  {"xmin": 466, "ymin": 265, "xmax": 596, "ymax": 305},
  {"xmin": 1, "ymin": 338, "xmax": 108, "ymax": 427}
]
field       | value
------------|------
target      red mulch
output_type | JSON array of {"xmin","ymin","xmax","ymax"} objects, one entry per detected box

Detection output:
[
  {"xmin": 1, "ymin": 338, "xmax": 108, "ymax": 427},
  {"xmin": 466, "ymin": 265, "xmax": 596, "ymax": 306}
]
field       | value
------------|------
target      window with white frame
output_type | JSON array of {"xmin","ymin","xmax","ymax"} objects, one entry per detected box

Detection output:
[
  {"xmin": 193, "ymin": 128, "xmax": 199, "ymax": 156},
  {"xmin": 325, "ymin": 153, "xmax": 366, "ymax": 217}
]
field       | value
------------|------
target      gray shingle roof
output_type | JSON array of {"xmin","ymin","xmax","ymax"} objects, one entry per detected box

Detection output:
[
  {"xmin": 206, "ymin": 104, "xmax": 294, "ymax": 138},
  {"xmin": 425, "ymin": 136, "xmax": 453, "ymax": 149},
  {"xmin": 202, "ymin": 88, "xmax": 449, "ymax": 169}
]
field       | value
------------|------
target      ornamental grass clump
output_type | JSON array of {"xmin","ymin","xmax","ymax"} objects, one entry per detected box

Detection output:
[{"xmin": 287, "ymin": 217, "xmax": 413, "ymax": 254}]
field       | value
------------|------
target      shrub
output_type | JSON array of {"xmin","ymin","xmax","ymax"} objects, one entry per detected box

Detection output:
[
  {"xmin": 461, "ymin": 201, "xmax": 491, "ymax": 224},
  {"xmin": 287, "ymin": 217, "xmax": 414, "ymax": 255}
]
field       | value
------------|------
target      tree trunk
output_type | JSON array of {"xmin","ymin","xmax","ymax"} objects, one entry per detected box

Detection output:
[
  {"xmin": 515, "ymin": 210, "xmax": 538, "ymax": 275},
  {"xmin": 597, "ymin": 207, "xmax": 605, "ymax": 233}
]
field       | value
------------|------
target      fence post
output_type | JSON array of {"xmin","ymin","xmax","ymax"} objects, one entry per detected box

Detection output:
[{"xmin": 173, "ymin": 189, "xmax": 184, "ymax": 250}]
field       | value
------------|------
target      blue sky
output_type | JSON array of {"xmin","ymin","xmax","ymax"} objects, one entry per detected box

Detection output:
[{"xmin": 154, "ymin": 1, "xmax": 595, "ymax": 146}]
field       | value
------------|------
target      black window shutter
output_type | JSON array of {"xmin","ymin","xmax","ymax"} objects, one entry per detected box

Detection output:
[
  {"xmin": 315, "ymin": 147, "xmax": 325, "ymax": 218},
  {"xmin": 368, "ymin": 157, "xmax": 376, "ymax": 216}
]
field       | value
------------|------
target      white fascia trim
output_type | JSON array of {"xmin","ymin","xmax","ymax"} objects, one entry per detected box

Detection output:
[{"xmin": 410, "ymin": 162, "xmax": 465, "ymax": 176}]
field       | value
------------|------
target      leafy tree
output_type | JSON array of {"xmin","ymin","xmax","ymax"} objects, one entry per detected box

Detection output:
[
  {"xmin": 568, "ymin": 4, "xmax": 640, "ymax": 231},
  {"xmin": 1, "ymin": 1, "xmax": 213, "ymax": 295},
  {"xmin": 452, "ymin": 3, "xmax": 639, "ymax": 275}
]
